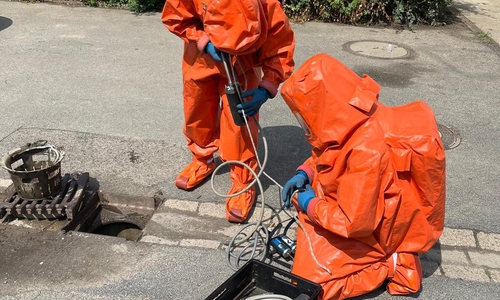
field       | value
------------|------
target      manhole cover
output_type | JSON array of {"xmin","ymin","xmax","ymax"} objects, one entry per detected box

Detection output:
[
  {"xmin": 437, "ymin": 122, "xmax": 461, "ymax": 150},
  {"xmin": 343, "ymin": 40, "xmax": 411, "ymax": 59}
]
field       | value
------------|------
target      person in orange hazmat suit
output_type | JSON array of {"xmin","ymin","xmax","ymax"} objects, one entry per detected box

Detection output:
[
  {"xmin": 161, "ymin": 0, "xmax": 295, "ymax": 222},
  {"xmin": 280, "ymin": 53, "xmax": 446, "ymax": 299}
]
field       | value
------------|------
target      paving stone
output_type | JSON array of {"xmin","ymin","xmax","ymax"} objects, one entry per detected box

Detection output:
[
  {"xmin": 5, "ymin": 219, "xmax": 34, "ymax": 229},
  {"xmin": 439, "ymin": 228, "xmax": 476, "ymax": 247},
  {"xmin": 468, "ymin": 251, "xmax": 500, "ymax": 269},
  {"xmin": 420, "ymin": 248, "xmax": 468, "ymax": 265},
  {"xmin": 145, "ymin": 210, "xmax": 233, "ymax": 242},
  {"xmin": 441, "ymin": 249, "xmax": 469, "ymax": 265},
  {"xmin": 163, "ymin": 199, "xmax": 198, "ymax": 213},
  {"xmin": 420, "ymin": 247, "xmax": 441, "ymax": 263},
  {"xmin": 110, "ymin": 244, "xmax": 129, "ymax": 254},
  {"xmin": 217, "ymin": 224, "xmax": 246, "ymax": 238},
  {"xmin": 180, "ymin": 239, "xmax": 221, "ymax": 249},
  {"xmin": 421, "ymin": 259, "xmax": 441, "ymax": 278},
  {"xmin": 198, "ymin": 202, "xmax": 226, "ymax": 218},
  {"xmin": 477, "ymin": 232, "xmax": 500, "ymax": 252},
  {"xmin": 247, "ymin": 205, "xmax": 273, "ymax": 223},
  {"xmin": 489, "ymin": 269, "xmax": 500, "ymax": 283},
  {"xmin": 441, "ymin": 265, "xmax": 490, "ymax": 282},
  {"xmin": 140, "ymin": 235, "xmax": 179, "ymax": 245},
  {"xmin": 277, "ymin": 209, "xmax": 297, "ymax": 223},
  {"xmin": 149, "ymin": 212, "xmax": 170, "ymax": 224},
  {"xmin": 263, "ymin": 209, "xmax": 298, "ymax": 232},
  {"xmin": 0, "ymin": 178, "xmax": 12, "ymax": 188}
]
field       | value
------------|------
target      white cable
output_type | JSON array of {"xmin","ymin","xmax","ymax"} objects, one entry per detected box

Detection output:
[
  {"xmin": 235, "ymin": 58, "xmax": 283, "ymax": 191},
  {"xmin": 294, "ymin": 215, "xmax": 332, "ymax": 275},
  {"xmin": 280, "ymin": 198, "xmax": 332, "ymax": 275},
  {"xmin": 213, "ymin": 56, "xmax": 331, "ymax": 275},
  {"xmin": 214, "ymin": 116, "xmax": 331, "ymax": 274},
  {"xmin": 211, "ymin": 103, "xmax": 269, "ymax": 270},
  {"xmin": 214, "ymin": 112, "xmax": 270, "ymax": 271}
]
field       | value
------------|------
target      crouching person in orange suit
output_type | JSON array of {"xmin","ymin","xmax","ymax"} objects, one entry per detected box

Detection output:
[
  {"xmin": 161, "ymin": 0, "xmax": 295, "ymax": 222},
  {"xmin": 280, "ymin": 53, "xmax": 446, "ymax": 299}
]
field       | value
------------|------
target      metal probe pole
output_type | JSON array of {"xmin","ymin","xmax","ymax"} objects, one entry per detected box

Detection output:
[{"xmin": 221, "ymin": 52, "xmax": 246, "ymax": 126}]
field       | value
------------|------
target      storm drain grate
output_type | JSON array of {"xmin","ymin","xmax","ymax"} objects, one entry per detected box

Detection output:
[
  {"xmin": 437, "ymin": 122, "xmax": 461, "ymax": 150},
  {"xmin": 0, "ymin": 172, "xmax": 89, "ymax": 220}
]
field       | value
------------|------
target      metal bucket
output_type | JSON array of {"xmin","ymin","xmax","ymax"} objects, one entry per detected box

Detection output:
[{"xmin": 0, "ymin": 140, "xmax": 65, "ymax": 199}]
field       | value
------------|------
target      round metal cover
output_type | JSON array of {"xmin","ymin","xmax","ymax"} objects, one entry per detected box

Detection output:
[
  {"xmin": 343, "ymin": 40, "xmax": 412, "ymax": 59},
  {"xmin": 437, "ymin": 122, "xmax": 461, "ymax": 150}
]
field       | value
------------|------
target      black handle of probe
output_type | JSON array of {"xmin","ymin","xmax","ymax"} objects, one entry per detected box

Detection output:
[{"xmin": 225, "ymin": 84, "xmax": 246, "ymax": 126}]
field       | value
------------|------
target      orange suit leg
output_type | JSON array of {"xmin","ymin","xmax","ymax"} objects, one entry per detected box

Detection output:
[
  {"xmin": 217, "ymin": 67, "xmax": 260, "ymax": 184},
  {"xmin": 314, "ymin": 254, "xmax": 422, "ymax": 299},
  {"xmin": 182, "ymin": 75, "xmax": 221, "ymax": 161},
  {"xmin": 217, "ymin": 67, "xmax": 261, "ymax": 222}
]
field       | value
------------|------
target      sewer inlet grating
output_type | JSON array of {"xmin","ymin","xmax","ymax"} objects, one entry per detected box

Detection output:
[
  {"xmin": 1, "ymin": 179, "xmax": 160, "ymax": 242},
  {"xmin": 0, "ymin": 172, "xmax": 89, "ymax": 220}
]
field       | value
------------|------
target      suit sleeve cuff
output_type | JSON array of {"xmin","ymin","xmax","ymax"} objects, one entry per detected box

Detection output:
[
  {"xmin": 197, "ymin": 33, "xmax": 210, "ymax": 52},
  {"xmin": 306, "ymin": 197, "xmax": 320, "ymax": 223},
  {"xmin": 258, "ymin": 80, "xmax": 278, "ymax": 98},
  {"xmin": 297, "ymin": 164, "xmax": 314, "ymax": 183}
]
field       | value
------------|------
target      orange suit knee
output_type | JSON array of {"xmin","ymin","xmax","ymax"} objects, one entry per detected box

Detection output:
[{"xmin": 386, "ymin": 253, "xmax": 423, "ymax": 295}]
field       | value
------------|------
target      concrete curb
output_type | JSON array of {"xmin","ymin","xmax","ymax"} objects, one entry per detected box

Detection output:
[
  {"xmin": 139, "ymin": 198, "xmax": 500, "ymax": 285},
  {"xmin": 2, "ymin": 176, "xmax": 500, "ymax": 284},
  {"xmin": 0, "ymin": 179, "xmax": 13, "ymax": 192},
  {"xmin": 449, "ymin": 6, "xmax": 500, "ymax": 57}
]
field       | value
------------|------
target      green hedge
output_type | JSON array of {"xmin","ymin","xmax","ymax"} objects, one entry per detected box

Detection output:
[
  {"xmin": 127, "ymin": 0, "xmax": 163, "ymax": 12},
  {"xmin": 282, "ymin": 0, "xmax": 452, "ymax": 27},
  {"xmin": 83, "ymin": 0, "xmax": 162, "ymax": 11},
  {"xmin": 84, "ymin": 0, "xmax": 452, "ymax": 27}
]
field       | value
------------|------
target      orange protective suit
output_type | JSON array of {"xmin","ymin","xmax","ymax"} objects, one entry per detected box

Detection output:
[
  {"xmin": 280, "ymin": 53, "xmax": 446, "ymax": 299},
  {"xmin": 161, "ymin": 0, "xmax": 295, "ymax": 221}
]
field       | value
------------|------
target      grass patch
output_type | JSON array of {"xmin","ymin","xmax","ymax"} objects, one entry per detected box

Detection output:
[
  {"xmin": 485, "ymin": 269, "xmax": 492, "ymax": 278},
  {"xmin": 475, "ymin": 30, "xmax": 495, "ymax": 45}
]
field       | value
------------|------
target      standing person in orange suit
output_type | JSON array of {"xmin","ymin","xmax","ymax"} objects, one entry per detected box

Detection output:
[
  {"xmin": 280, "ymin": 53, "xmax": 446, "ymax": 299},
  {"xmin": 162, "ymin": 0, "xmax": 295, "ymax": 222}
]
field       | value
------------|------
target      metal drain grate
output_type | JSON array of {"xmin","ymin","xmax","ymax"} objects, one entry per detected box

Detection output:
[
  {"xmin": 437, "ymin": 122, "xmax": 461, "ymax": 150},
  {"xmin": 0, "ymin": 172, "xmax": 89, "ymax": 220}
]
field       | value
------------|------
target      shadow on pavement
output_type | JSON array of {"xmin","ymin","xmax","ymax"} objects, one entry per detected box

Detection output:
[
  {"xmin": 0, "ymin": 16, "xmax": 13, "ymax": 31},
  {"xmin": 453, "ymin": 1, "xmax": 480, "ymax": 14},
  {"xmin": 421, "ymin": 242, "xmax": 443, "ymax": 278},
  {"xmin": 351, "ymin": 64, "xmax": 435, "ymax": 89},
  {"xmin": 257, "ymin": 125, "xmax": 311, "ymax": 191}
]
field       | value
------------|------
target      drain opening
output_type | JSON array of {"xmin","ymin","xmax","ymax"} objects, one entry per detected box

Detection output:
[
  {"xmin": 0, "ymin": 142, "xmax": 161, "ymax": 241},
  {"xmin": 90, "ymin": 221, "xmax": 142, "ymax": 241},
  {"xmin": 437, "ymin": 122, "xmax": 461, "ymax": 150},
  {"xmin": 1, "ymin": 183, "xmax": 160, "ymax": 242},
  {"xmin": 54, "ymin": 190, "xmax": 161, "ymax": 242}
]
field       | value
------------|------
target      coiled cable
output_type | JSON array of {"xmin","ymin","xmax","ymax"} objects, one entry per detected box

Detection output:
[{"xmin": 210, "ymin": 56, "xmax": 331, "ymax": 275}]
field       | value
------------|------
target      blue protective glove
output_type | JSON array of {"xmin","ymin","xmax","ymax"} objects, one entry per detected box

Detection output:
[
  {"xmin": 237, "ymin": 87, "xmax": 271, "ymax": 117},
  {"xmin": 205, "ymin": 42, "xmax": 222, "ymax": 62},
  {"xmin": 297, "ymin": 184, "xmax": 316, "ymax": 212},
  {"xmin": 281, "ymin": 170, "xmax": 308, "ymax": 208}
]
